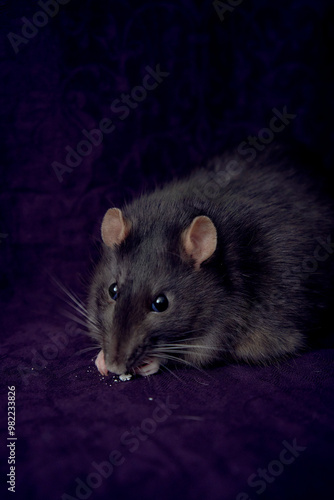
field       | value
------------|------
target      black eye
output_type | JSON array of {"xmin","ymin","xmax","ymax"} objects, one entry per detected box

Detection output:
[
  {"xmin": 108, "ymin": 283, "xmax": 118, "ymax": 301},
  {"xmin": 151, "ymin": 294, "xmax": 168, "ymax": 312}
]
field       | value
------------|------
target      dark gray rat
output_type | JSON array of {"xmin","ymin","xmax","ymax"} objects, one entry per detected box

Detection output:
[{"xmin": 87, "ymin": 150, "xmax": 334, "ymax": 377}]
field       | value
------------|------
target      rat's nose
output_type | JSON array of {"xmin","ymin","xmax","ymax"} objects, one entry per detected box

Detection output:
[
  {"xmin": 103, "ymin": 339, "xmax": 129, "ymax": 375},
  {"xmin": 106, "ymin": 360, "xmax": 128, "ymax": 375}
]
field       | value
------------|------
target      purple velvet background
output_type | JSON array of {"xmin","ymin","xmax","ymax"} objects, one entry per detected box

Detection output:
[{"xmin": 1, "ymin": 1, "xmax": 334, "ymax": 499}]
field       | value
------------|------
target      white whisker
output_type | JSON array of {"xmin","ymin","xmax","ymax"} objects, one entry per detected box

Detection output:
[
  {"xmin": 153, "ymin": 344, "xmax": 225, "ymax": 351},
  {"xmin": 49, "ymin": 274, "xmax": 98, "ymax": 327},
  {"xmin": 51, "ymin": 276, "xmax": 87, "ymax": 311},
  {"xmin": 154, "ymin": 349, "xmax": 213, "ymax": 357},
  {"xmin": 76, "ymin": 346, "xmax": 101, "ymax": 356},
  {"xmin": 60, "ymin": 309, "xmax": 98, "ymax": 332},
  {"xmin": 159, "ymin": 362, "xmax": 184, "ymax": 383},
  {"xmin": 154, "ymin": 353, "xmax": 209, "ymax": 377}
]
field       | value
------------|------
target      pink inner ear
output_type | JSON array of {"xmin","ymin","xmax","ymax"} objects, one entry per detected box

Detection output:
[
  {"xmin": 101, "ymin": 208, "xmax": 130, "ymax": 247},
  {"xmin": 182, "ymin": 216, "xmax": 217, "ymax": 270}
]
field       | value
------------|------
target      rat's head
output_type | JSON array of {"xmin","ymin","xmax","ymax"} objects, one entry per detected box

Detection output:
[{"xmin": 88, "ymin": 207, "xmax": 219, "ymax": 376}]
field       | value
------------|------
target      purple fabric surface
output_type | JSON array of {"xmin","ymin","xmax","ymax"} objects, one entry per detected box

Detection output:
[{"xmin": 1, "ymin": 1, "xmax": 334, "ymax": 499}]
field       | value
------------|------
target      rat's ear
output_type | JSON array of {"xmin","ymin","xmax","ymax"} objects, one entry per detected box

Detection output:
[
  {"xmin": 181, "ymin": 216, "xmax": 217, "ymax": 270},
  {"xmin": 101, "ymin": 208, "xmax": 131, "ymax": 247}
]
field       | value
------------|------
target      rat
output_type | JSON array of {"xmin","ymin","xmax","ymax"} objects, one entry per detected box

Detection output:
[{"xmin": 87, "ymin": 148, "xmax": 334, "ymax": 377}]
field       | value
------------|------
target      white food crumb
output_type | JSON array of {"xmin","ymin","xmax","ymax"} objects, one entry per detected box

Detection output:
[
  {"xmin": 119, "ymin": 373, "xmax": 133, "ymax": 382},
  {"xmin": 148, "ymin": 397, "xmax": 153, "ymax": 401}
]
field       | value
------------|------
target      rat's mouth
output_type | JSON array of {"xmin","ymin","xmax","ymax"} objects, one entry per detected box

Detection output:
[
  {"xmin": 95, "ymin": 349, "xmax": 160, "ymax": 378},
  {"xmin": 133, "ymin": 357, "xmax": 160, "ymax": 376}
]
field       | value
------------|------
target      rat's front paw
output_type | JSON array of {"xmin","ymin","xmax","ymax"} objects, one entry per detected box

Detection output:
[
  {"xmin": 95, "ymin": 349, "xmax": 109, "ymax": 376},
  {"xmin": 134, "ymin": 357, "xmax": 160, "ymax": 376}
]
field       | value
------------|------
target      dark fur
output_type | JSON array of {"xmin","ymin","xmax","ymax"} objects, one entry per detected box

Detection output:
[{"xmin": 88, "ymin": 150, "xmax": 334, "ymax": 372}]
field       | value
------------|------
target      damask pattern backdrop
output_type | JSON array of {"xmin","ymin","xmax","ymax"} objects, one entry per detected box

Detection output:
[{"xmin": 1, "ymin": 1, "xmax": 334, "ymax": 500}]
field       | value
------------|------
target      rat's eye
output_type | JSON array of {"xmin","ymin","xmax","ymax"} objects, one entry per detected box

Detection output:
[
  {"xmin": 151, "ymin": 294, "xmax": 168, "ymax": 312},
  {"xmin": 108, "ymin": 283, "xmax": 119, "ymax": 301}
]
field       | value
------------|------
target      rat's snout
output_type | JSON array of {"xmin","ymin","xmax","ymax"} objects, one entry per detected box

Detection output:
[
  {"xmin": 95, "ymin": 349, "xmax": 160, "ymax": 377},
  {"xmin": 95, "ymin": 349, "xmax": 127, "ymax": 375},
  {"xmin": 100, "ymin": 334, "xmax": 132, "ymax": 375},
  {"xmin": 105, "ymin": 352, "xmax": 128, "ymax": 375},
  {"xmin": 107, "ymin": 362, "xmax": 127, "ymax": 375}
]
